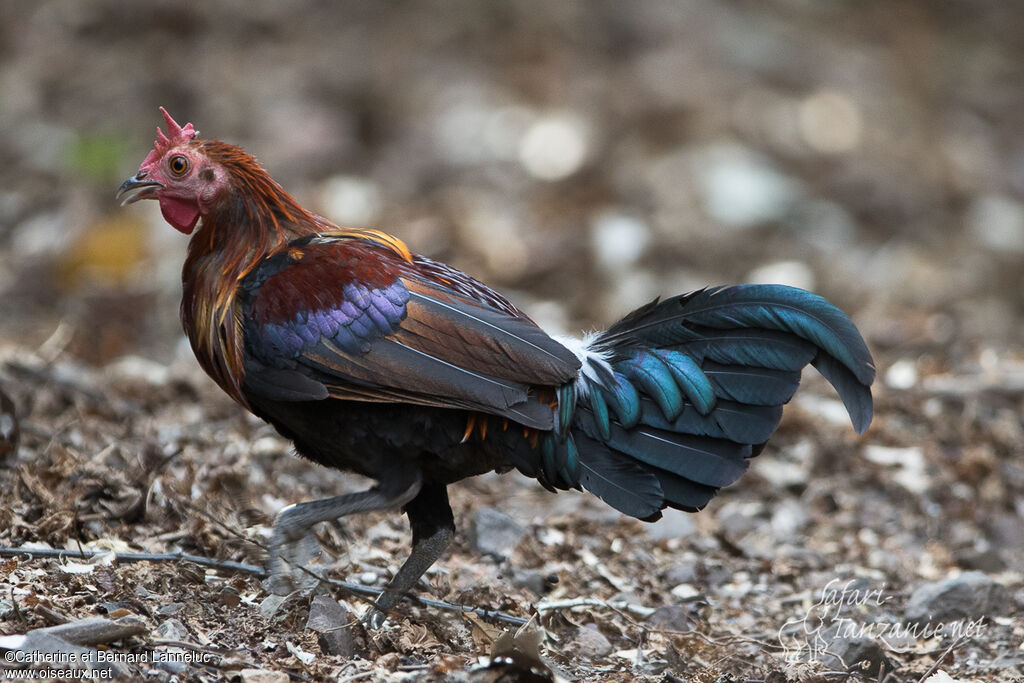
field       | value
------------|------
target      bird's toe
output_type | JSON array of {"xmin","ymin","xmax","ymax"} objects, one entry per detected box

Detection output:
[{"xmin": 362, "ymin": 607, "xmax": 388, "ymax": 629}]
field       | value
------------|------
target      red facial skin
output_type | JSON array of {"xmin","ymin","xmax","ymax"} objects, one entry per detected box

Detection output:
[
  {"xmin": 137, "ymin": 143, "xmax": 231, "ymax": 235},
  {"xmin": 124, "ymin": 108, "xmax": 231, "ymax": 235}
]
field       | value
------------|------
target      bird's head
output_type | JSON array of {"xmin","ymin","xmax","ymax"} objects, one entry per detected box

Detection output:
[{"xmin": 117, "ymin": 108, "xmax": 231, "ymax": 234}]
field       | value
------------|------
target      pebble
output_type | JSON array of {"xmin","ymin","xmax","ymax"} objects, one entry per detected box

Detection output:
[
  {"xmin": 0, "ymin": 387, "xmax": 19, "ymax": 460},
  {"xmin": 904, "ymin": 571, "xmax": 1009, "ymax": 625},
  {"xmin": 770, "ymin": 499, "xmax": 810, "ymax": 539},
  {"xmin": 567, "ymin": 626, "xmax": 612, "ymax": 659},
  {"xmin": 469, "ymin": 506, "xmax": 526, "ymax": 560},
  {"xmin": 305, "ymin": 594, "xmax": 360, "ymax": 657},
  {"xmin": 746, "ymin": 260, "xmax": 815, "ymax": 291},
  {"xmin": 665, "ymin": 560, "xmax": 699, "ymax": 585},
  {"xmin": 519, "ymin": 112, "xmax": 589, "ymax": 180},
  {"xmin": 695, "ymin": 143, "xmax": 802, "ymax": 228},
  {"xmin": 669, "ymin": 583, "xmax": 702, "ymax": 602},
  {"xmin": 320, "ymin": 175, "xmax": 381, "ymax": 226},
  {"xmin": 105, "ymin": 356, "xmax": 171, "ymax": 385},
  {"xmin": 645, "ymin": 508, "xmax": 696, "ymax": 540},
  {"xmin": 590, "ymin": 211, "xmax": 651, "ymax": 272},
  {"xmin": 820, "ymin": 624, "xmax": 892, "ymax": 678},
  {"xmin": 955, "ymin": 548, "xmax": 1006, "ymax": 573},
  {"xmin": 240, "ymin": 670, "xmax": 290, "ymax": 683},
  {"xmin": 863, "ymin": 445, "xmax": 928, "ymax": 495},
  {"xmin": 647, "ymin": 604, "xmax": 693, "ymax": 632},
  {"xmin": 156, "ymin": 603, "xmax": 184, "ymax": 616},
  {"xmin": 259, "ymin": 594, "xmax": 287, "ymax": 620},
  {"xmin": 966, "ymin": 194, "xmax": 1024, "ymax": 253},
  {"xmin": 156, "ymin": 618, "xmax": 190, "ymax": 640},
  {"xmin": 988, "ymin": 513, "xmax": 1024, "ymax": 550},
  {"xmin": 510, "ymin": 569, "xmax": 550, "ymax": 597},
  {"xmin": 885, "ymin": 358, "xmax": 919, "ymax": 390}
]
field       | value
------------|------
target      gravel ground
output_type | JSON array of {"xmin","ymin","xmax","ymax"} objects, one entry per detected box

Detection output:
[{"xmin": 1, "ymin": 2, "xmax": 1023, "ymax": 681}]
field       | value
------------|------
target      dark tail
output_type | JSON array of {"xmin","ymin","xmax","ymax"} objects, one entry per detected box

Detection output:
[{"xmin": 533, "ymin": 285, "xmax": 875, "ymax": 521}]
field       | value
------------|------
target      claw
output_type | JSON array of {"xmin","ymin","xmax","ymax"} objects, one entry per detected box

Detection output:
[{"xmin": 362, "ymin": 606, "xmax": 388, "ymax": 629}]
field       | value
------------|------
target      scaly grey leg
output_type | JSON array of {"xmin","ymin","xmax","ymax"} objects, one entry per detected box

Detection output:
[
  {"xmin": 364, "ymin": 482, "xmax": 455, "ymax": 627},
  {"xmin": 266, "ymin": 473, "xmax": 423, "ymax": 596}
]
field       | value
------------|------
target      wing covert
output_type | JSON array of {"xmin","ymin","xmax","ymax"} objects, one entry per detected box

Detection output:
[{"xmin": 239, "ymin": 235, "xmax": 580, "ymax": 428}]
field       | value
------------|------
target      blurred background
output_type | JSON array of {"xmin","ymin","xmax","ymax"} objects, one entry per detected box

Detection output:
[
  {"xmin": 2, "ymin": 0, "xmax": 1022, "ymax": 371},
  {"xmin": 2, "ymin": 2, "xmax": 1024, "ymax": 677}
]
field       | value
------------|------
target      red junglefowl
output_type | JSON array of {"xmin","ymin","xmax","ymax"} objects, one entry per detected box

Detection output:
[{"xmin": 119, "ymin": 109, "xmax": 874, "ymax": 625}]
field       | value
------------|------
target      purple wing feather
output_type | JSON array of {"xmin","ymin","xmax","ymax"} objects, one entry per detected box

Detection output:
[{"xmin": 238, "ymin": 235, "xmax": 580, "ymax": 428}]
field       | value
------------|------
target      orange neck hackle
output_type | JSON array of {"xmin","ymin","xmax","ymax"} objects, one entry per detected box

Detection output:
[{"xmin": 178, "ymin": 138, "xmax": 413, "ymax": 406}]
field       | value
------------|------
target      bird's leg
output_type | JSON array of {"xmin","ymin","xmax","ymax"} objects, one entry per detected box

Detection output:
[
  {"xmin": 266, "ymin": 472, "xmax": 423, "ymax": 596},
  {"xmin": 364, "ymin": 482, "xmax": 455, "ymax": 627}
]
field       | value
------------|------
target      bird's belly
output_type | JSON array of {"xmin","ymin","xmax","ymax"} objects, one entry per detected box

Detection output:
[{"xmin": 247, "ymin": 398, "xmax": 513, "ymax": 485}]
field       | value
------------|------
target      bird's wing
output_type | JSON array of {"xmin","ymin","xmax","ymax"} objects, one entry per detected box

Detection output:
[{"xmin": 238, "ymin": 235, "xmax": 581, "ymax": 429}]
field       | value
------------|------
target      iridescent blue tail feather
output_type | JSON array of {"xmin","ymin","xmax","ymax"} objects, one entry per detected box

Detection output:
[{"xmin": 536, "ymin": 284, "xmax": 874, "ymax": 518}]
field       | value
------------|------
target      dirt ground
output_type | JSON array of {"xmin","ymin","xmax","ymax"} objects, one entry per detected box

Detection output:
[{"xmin": 1, "ymin": 2, "xmax": 1023, "ymax": 681}]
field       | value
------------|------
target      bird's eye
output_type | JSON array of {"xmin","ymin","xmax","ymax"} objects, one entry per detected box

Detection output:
[{"xmin": 169, "ymin": 155, "xmax": 189, "ymax": 176}]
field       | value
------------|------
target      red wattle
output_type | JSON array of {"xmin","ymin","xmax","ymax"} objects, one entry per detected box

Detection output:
[{"xmin": 159, "ymin": 196, "xmax": 201, "ymax": 235}]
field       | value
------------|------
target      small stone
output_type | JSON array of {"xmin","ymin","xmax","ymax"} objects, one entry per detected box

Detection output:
[
  {"xmin": 259, "ymin": 594, "xmax": 287, "ymax": 619},
  {"xmin": 469, "ymin": 507, "xmax": 526, "ymax": 560},
  {"xmin": 519, "ymin": 113, "xmax": 589, "ymax": 181},
  {"xmin": 885, "ymin": 359, "xmax": 919, "ymax": 390},
  {"xmin": 770, "ymin": 499, "xmax": 810, "ymax": 540},
  {"xmin": 218, "ymin": 587, "xmax": 241, "ymax": 608},
  {"xmin": 567, "ymin": 626, "xmax": 612, "ymax": 659},
  {"xmin": 645, "ymin": 508, "xmax": 696, "ymax": 540},
  {"xmin": 240, "ymin": 669, "xmax": 290, "ymax": 683},
  {"xmin": 105, "ymin": 356, "xmax": 171, "ymax": 385},
  {"xmin": 716, "ymin": 500, "xmax": 764, "ymax": 537},
  {"xmin": 863, "ymin": 445, "xmax": 928, "ymax": 495},
  {"xmin": 904, "ymin": 571, "xmax": 1009, "ymax": 625},
  {"xmin": 923, "ymin": 672, "xmax": 967, "ymax": 683},
  {"xmin": 665, "ymin": 560, "xmax": 699, "ymax": 585},
  {"xmin": 156, "ymin": 618, "xmax": 189, "ymax": 640},
  {"xmin": 988, "ymin": 513, "xmax": 1024, "ymax": 550},
  {"xmin": 305, "ymin": 594, "xmax": 360, "ymax": 657},
  {"xmin": 590, "ymin": 211, "xmax": 651, "ymax": 272},
  {"xmin": 510, "ymin": 569, "xmax": 547, "ymax": 597},
  {"xmin": 695, "ymin": 143, "xmax": 802, "ymax": 229},
  {"xmin": 746, "ymin": 260, "xmax": 815, "ymax": 291},
  {"xmin": 0, "ymin": 387, "xmax": 19, "ymax": 460},
  {"xmin": 820, "ymin": 624, "xmax": 892, "ymax": 678},
  {"xmin": 305, "ymin": 594, "xmax": 348, "ymax": 633},
  {"xmin": 318, "ymin": 628, "xmax": 358, "ymax": 658},
  {"xmin": 320, "ymin": 175, "xmax": 381, "ymax": 226},
  {"xmin": 647, "ymin": 604, "xmax": 692, "ymax": 632},
  {"xmin": 966, "ymin": 194, "xmax": 1024, "ymax": 253},
  {"xmin": 955, "ymin": 548, "xmax": 1006, "ymax": 573},
  {"xmin": 669, "ymin": 583, "xmax": 702, "ymax": 602}
]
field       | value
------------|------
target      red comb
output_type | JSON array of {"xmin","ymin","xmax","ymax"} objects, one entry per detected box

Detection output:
[{"xmin": 141, "ymin": 107, "xmax": 199, "ymax": 167}]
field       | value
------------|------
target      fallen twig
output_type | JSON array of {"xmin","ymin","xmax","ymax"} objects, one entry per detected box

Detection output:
[
  {"xmin": 917, "ymin": 633, "xmax": 968, "ymax": 683},
  {"xmin": 0, "ymin": 546, "xmax": 265, "ymax": 576},
  {"xmin": 34, "ymin": 616, "xmax": 148, "ymax": 646},
  {"xmin": 535, "ymin": 596, "xmax": 655, "ymax": 619}
]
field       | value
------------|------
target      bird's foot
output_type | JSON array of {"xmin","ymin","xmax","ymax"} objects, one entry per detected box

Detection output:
[
  {"xmin": 361, "ymin": 587, "xmax": 403, "ymax": 628},
  {"xmin": 264, "ymin": 529, "xmax": 327, "ymax": 596},
  {"xmin": 362, "ymin": 605, "xmax": 388, "ymax": 629}
]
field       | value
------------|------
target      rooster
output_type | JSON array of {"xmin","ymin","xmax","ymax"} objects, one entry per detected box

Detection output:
[{"xmin": 118, "ymin": 109, "xmax": 874, "ymax": 625}]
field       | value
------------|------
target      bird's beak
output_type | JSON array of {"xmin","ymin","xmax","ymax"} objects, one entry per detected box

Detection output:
[{"xmin": 116, "ymin": 173, "xmax": 163, "ymax": 206}]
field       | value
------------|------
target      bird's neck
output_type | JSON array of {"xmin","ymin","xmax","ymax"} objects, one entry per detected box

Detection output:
[{"xmin": 180, "ymin": 167, "xmax": 327, "ymax": 406}]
